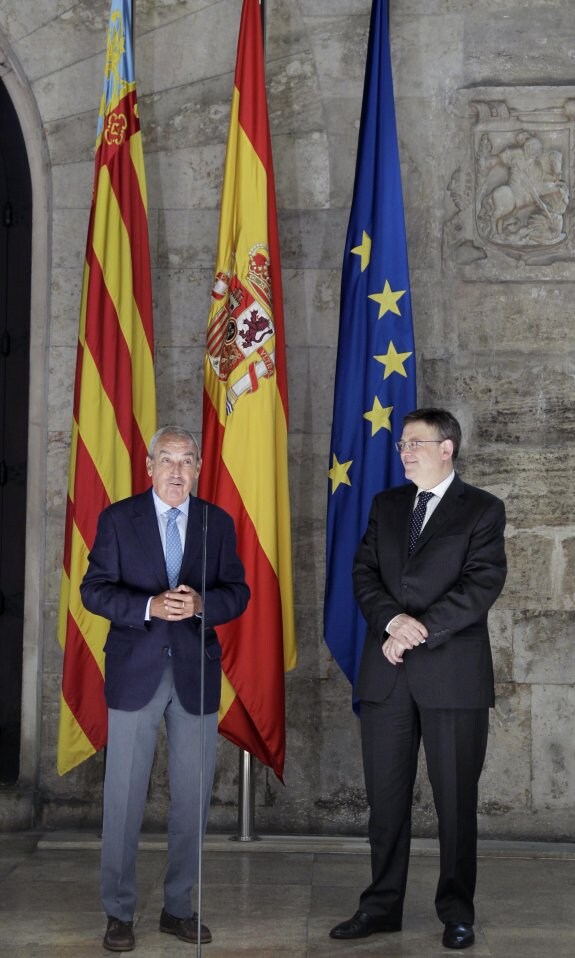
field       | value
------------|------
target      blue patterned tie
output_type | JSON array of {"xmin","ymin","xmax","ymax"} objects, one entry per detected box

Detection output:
[
  {"xmin": 409, "ymin": 491, "xmax": 434, "ymax": 554},
  {"xmin": 165, "ymin": 508, "xmax": 183, "ymax": 588}
]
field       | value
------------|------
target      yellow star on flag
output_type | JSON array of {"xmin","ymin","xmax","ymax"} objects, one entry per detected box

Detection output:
[
  {"xmin": 328, "ymin": 453, "xmax": 353, "ymax": 494},
  {"xmin": 368, "ymin": 279, "xmax": 406, "ymax": 319},
  {"xmin": 351, "ymin": 231, "xmax": 372, "ymax": 272},
  {"xmin": 374, "ymin": 341, "xmax": 412, "ymax": 380},
  {"xmin": 363, "ymin": 398, "xmax": 393, "ymax": 436}
]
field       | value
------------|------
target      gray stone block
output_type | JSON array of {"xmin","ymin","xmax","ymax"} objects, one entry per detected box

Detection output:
[
  {"xmin": 50, "ymin": 269, "xmax": 84, "ymax": 349},
  {"xmin": 152, "ymin": 268, "xmax": 213, "ymax": 348},
  {"xmin": 480, "ymin": 683, "xmax": 531, "ymax": 814},
  {"xmin": 278, "ymin": 210, "xmax": 349, "ymax": 269},
  {"xmin": 503, "ymin": 531, "xmax": 555, "ymax": 611},
  {"xmin": 274, "ymin": 131, "xmax": 331, "ymax": 210},
  {"xmin": 282, "ymin": 268, "xmax": 341, "ymax": 348},
  {"xmin": 463, "ymin": 6, "xmax": 575, "ymax": 85},
  {"xmin": 286, "ymin": 345, "xmax": 337, "ymax": 435},
  {"xmin": 489, "ymin": 610, "xmax": 514, "ymax": 684},
  {"xmin": 532, "ymin": 685, "xmax": 575, "ymax": 809},
  {"xmin": 268, "ymin": 53, "xmax": 325, "ymax": 138},
  {"xmin": 154, "ymin": 344, "xmax": 205, "ymax": 433},
  {"xmin": 156, "ymin": 209, "xmax": 220, "ymax": 268},
  {"xmin": 514, "ymin": 611, "xmax": 575, "ymax": 684}
]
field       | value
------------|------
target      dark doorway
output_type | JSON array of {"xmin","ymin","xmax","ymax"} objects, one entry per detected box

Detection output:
[{"xmin": 0, "ymin": 80, "xmax": 32, "ymax": 784}]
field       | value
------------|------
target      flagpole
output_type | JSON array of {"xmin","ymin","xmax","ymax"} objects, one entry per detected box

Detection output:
[
  {"xmin": 234, "ymin": 749, "xmax": 259, "ymax": 841},
  {"xmin": 234, "ymin": 0, "xmax": 265, "ymax": 844},
  {"xmin": 201, "ymin": 0, "xmax": 295, "ymax": 838}
]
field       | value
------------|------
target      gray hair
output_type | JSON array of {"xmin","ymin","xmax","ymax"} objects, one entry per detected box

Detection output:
[{"xmin": 147, "ymin": 426, "xmax": 200, "ymax": 459}]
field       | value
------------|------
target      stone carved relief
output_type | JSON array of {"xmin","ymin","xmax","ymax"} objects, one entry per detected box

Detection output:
[
  {"xmin": 443, "ymin": 91, "xmax": 575, "ymax": 276},
  {"xmin": 476, "ymin": 131, "xmax": 569, "ymax": 247}
]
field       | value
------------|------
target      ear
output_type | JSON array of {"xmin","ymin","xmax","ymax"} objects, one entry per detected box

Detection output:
[
  {"xmin": 441, "ymin": 439, "xmax": 454, "ymax": 461},
  {"xmin": 146, "ymin": 456, "xmax": 153, "ymax": 476}
]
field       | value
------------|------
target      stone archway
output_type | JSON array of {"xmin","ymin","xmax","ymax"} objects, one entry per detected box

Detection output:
[
  {"xmin": 0, "ymin": 37, "xmax": 50, "ymax": 823},
  {"xmin": 0, "ymin": 77, "xmax": 32, "ymax": 784}
]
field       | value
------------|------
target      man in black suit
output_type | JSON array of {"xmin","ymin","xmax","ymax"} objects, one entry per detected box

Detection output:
[
  {"xmin": 81, "ymin": 426, "xmax": 249, "ymax": 953},
  {"xmin": 330, "ymin": 408, "xmax": 506, "ymax": 951}
]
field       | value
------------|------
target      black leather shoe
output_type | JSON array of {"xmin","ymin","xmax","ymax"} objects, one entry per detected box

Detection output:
[
  {"xmin": 330, "ymin": 910, "xmax": 402, "ymax": 939},
  {"xmin": 160, "ymin": 908, "xmax": 212, "ymax": 944},
  {"xmin": 442, "ymin": 922, "xmax": 475, "ymax": 949},
  {"xmin": 103, "ymin": 917, "xmax": 135, "ymax": 952}
]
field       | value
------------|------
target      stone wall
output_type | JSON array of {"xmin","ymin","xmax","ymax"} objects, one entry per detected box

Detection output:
[{"xmin": 1, "ymin": 0, "xmax": 574, "ymax": 839}]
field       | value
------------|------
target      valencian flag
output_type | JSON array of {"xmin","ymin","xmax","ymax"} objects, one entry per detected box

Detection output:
[
  {"xmin": 199, "ymin": 0, "xmax": 296, "ymax": 779},
  {"xmin": 57, "ymin": 0, "xmax": 156, "ymax": 774},
  {"xmin": 324, "ymin": 0, "xmax": 416, "ymax": 693}
]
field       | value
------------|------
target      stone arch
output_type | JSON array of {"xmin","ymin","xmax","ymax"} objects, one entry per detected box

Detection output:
[{"xmin": 0, "ymin": 29, "xmax": 50, "ymax": 822}]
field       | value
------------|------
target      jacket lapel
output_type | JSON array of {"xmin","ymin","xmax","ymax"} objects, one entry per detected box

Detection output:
[
  {"xmin": 131, "ymin": 488, "xmax": 169, "ymax": 590},
  {"xmin": 180, "ymin": 496, "xmax": 205, "ymax": 586},
  {"xmin": 395, "ymin": 485, "xmax": 418, "ymax": 562}
]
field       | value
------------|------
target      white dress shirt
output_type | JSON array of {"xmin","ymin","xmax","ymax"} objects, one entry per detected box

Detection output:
[{"xmin": 416, "ymin": 470, "xmax": 455, "ymax": 532}]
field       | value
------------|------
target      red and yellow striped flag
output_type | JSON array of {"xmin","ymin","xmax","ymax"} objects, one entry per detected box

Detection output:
[
  {"xmin": 199, "ymin": 0, "xmax": 296, "ymax": 780},
  {"xmin": 57, "ymin": 0, "xmax": 156, "ymax": 775}
]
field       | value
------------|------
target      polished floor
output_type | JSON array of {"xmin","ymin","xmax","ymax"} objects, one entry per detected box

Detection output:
[{"xmin": 0, "ymin": 832, "xmax": 574, "ymax": 956}]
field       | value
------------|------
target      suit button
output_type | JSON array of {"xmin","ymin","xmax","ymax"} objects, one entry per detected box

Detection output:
[{"xmin": 162, "ymin": 645, "xmax": 170, "ymax": 654}]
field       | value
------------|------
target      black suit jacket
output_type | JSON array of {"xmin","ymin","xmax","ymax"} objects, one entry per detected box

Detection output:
[
  {"xmin": 80, "ymin": 489, "xmax": 249, "ymax": 715},
  {"xmin": 352, "ymin": 475, "xmax": 506, "ymax": 709}
]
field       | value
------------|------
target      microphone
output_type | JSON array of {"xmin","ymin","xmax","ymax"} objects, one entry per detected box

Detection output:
[{"xmin": 196, "ymin": 502, "xmax": 208, "ymax": 958}]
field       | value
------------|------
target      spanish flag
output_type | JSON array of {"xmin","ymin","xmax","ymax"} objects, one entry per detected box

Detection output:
[
  {"xmin": 199, "ymin": 0, "xmax": 296, "ymax": 780},
  {"xmin": 57, "ymin": 0, "xmax": 156, "ymax": 774}
]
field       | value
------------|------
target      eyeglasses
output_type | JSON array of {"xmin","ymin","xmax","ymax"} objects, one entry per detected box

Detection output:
[{"xmin": 395, "ymin": 440, "xmax": 444, "ymax": 453}]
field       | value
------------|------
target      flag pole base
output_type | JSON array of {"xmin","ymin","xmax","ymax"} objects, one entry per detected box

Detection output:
[{"xmin": 230, "ymin": 748, "xmax": 260, "ymax": 842}]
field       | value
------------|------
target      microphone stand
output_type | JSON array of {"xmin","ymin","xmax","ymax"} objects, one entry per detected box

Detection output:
[{"xmin": 196, "ymin": 503, "xmax": 208, "ymax": 958}]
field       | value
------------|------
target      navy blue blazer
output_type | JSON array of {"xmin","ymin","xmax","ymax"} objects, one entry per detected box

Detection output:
[
  {"xmin": 352, "ymin": 475, "xmax": 507, "ymax": 709},
  {"xmin": 80, "ymin": 489, "xmax": 250, "ymax": 715}
]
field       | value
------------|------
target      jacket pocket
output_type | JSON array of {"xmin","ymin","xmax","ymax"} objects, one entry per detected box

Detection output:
[{"xmin": 205, "ymin": 638, "xmax": 222, "ymax": 662}]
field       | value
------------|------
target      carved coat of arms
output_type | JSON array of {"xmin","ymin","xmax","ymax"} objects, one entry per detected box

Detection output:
[{"xmin": 443, "ymin": 89, "xmax": 575, "ymax": 274}]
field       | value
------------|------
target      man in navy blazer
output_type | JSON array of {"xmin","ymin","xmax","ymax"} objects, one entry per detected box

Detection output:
[
  {"xmin": 81, "ymin": 425, "xmax": 249, "ymax": 953},
  {"xmin": 330, "ymin": 408, "xmax": 506, "ymax": 951}
]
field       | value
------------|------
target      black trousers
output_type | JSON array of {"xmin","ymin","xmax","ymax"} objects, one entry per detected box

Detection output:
[{"xmin": 359, "ymin": 667, "xmax": 489, "ymax": 927}]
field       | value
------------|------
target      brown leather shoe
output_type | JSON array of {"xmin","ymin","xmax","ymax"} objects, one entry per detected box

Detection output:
[
  {"xmin": 159, "ymin": 908, "xmax": 212, "ymax": 944},
  {"xmin": 103, "ymin": 917, "xmax": 135, "ymax": 952}
]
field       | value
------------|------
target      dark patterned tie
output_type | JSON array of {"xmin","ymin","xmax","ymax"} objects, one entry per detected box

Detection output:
[
  {"xmin": 165, "ymin": 508, "xmax": 183, "ymax": 588},
  {"xmin": 409, "ymin": 491, "xmax": 434, "ymax": 554}
]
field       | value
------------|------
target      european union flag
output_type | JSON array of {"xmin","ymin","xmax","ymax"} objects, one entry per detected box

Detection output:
[{"xmin": 324, "ymin": 0, "xmax": 416, "ymax": 693}]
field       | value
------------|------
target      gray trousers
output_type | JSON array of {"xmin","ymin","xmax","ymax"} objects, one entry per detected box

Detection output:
[{"xmin": 100, "ymin": 659, "xmax": 218, "ymax": 922}]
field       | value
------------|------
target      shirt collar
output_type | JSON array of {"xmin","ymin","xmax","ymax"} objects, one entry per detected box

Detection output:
[
  {"xmin": 418, "ymin": 470, "xmax": 455, "ymax": 500},
  {"xmin": 152, "ymin": 488, "xmax": 190, "ymax": 518}
]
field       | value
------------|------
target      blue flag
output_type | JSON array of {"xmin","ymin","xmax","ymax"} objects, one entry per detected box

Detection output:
[{"xmin": 324, "ymin": 0, "xmax": 416, "ymax": 692}]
